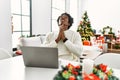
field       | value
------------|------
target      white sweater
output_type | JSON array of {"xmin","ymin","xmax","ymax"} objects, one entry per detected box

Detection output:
[{"xmin": 43, "ymin": 30, "xmax": 83, "ymax": 61}]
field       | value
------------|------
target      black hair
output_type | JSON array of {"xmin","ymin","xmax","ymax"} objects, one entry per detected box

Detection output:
[{"xmin": 57, "ymin": 13, "xmax": 74, "ymax": 29}]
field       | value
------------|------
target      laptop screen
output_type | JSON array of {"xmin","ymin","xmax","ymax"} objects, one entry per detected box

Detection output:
[{"xmin": 21, "ymin": 46, "xmax": 58, "ymax": 68}]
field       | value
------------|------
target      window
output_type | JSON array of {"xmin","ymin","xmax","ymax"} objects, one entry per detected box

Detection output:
[
  {"xmin": 11, "ymin": 0, "xmax": 30, "ymax": 48},
  {"xmin": 52, "ymin": 0, "xmax": 66, "ymax": 31},
  {"xmin": 52, "ymin": 0, "xmax": 79, "ymax": 31},
  {"xmin": 70, "ymin": 0, "xmax": 78, "ymax": 31},
  {"xmin": 11, "ymin": 0, "xmax": 79, "ymax": 48}
]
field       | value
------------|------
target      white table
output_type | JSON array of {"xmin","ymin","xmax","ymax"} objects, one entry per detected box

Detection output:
[
  {"xmin": 0, "ymin": 56, "xmax": 120, "ymax": 80},
  {"xmin": 0, "ymin": 56, "xmax": 79, "ymax": 80},
  {"xmin": 81, "ymin": 51, "xmax": 102, "ymax": 60}
]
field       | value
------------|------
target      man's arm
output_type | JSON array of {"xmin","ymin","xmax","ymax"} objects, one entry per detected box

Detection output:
[
  {"xmin": 43, "ymin": 32, "xmax": 57, "ymax": 47},
  {"xmin": 64, "ymin": 32, "xmax": 83, "ymax": 57}
]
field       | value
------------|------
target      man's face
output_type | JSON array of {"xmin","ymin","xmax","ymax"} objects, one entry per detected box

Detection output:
[{"xmin": 59, "ymin": 14, "xmax": 70, "ymax": 30}]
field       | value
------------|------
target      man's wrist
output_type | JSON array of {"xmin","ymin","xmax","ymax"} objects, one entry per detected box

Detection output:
[
  {"xmin": 63, "ymin": 38, "xmax": 68, "ymax": 43},
  {"xmin": 55, "ymin": 39, "xmax": 59, "ymax": 43}
]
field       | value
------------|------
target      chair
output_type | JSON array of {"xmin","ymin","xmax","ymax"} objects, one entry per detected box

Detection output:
[
  {"xmin": 94, "ymin": 53, "xmax": 120, "ymax": 69},
  {"xmin": 0, "ymin": 48, "xmax": 12, "ymax": 60}
]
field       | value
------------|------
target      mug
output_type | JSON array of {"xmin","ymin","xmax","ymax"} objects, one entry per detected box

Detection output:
[{"xmin": 102, "ymin": 43, "xmax": 108, "ymax": 53}]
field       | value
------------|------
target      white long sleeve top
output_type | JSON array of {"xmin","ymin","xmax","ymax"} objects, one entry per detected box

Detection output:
[{"xmin": 43, "ymin": 30, "xmax": 83, "ymax": 61}]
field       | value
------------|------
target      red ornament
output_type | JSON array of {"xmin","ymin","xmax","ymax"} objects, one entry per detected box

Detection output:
[
  {"xmin": 99, "ymin": 64, "xmax": 107, "ymax": 72},
  {"xmin": 16, "ymin": 50, "xmax": 22, "ymax": 55},
  {"xmin": 89, "ymin": 73, "xmax": 101, "ymax": 80},
  {"xmin": 69, "ymin": 76, "xmax": 76, "ymax": 80}
]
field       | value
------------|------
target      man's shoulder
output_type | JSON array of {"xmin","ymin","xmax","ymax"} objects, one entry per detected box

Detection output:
[{"xmin": 66, "ymin": 30, "xmax": 78, "ymax": 34}]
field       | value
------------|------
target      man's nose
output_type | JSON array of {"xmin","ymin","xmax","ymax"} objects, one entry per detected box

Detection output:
[{"xmin": 61, "ymin": 17, "xmax": 65, "ymax": 20}]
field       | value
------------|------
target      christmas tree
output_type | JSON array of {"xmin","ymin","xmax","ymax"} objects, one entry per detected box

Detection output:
[{"xmin": 77, "ymin": 11, "xmax": 94, "ymax": 41}]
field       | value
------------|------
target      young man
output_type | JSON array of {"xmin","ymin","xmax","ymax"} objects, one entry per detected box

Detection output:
[{"xmin": 43, "ymin": 13, "xmax": 83, "ymax": 61}]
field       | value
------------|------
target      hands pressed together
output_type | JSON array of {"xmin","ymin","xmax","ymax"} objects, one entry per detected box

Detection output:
[{"xmin": 55, "ymin": 24, "xmax": 68, "ymax": 43}]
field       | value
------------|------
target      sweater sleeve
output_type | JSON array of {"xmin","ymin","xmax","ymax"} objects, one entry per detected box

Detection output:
[
  {"xmin": 64, "ymin": 32, "xmax": 83, "ymax": 57},
  {"xmin": 42, "ymin": 32, "xmax": 57, "ymax": 47}
]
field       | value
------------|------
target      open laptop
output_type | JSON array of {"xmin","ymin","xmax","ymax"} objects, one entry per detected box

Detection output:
[{"xmin": 21, "ymin": 46, "xmax": 58, "ymax": 68}]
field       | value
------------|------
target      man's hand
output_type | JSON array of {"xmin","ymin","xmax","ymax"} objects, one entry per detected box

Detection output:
[
  {"xmin": 55, "ymin": 24, "xmax": 66, "ymax": 43},
  {"xmin": 55, "ymin": 30, "xmax": 61, "ymax": 43},
  {"xmin": 60, "ymin": 30, "xmax": 66, "ymax": 41}
]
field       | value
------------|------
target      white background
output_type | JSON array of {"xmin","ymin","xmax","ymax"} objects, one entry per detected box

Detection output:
[{"xmin": 0, "ymin": 0, "xmax": 12, "ymax": 53}]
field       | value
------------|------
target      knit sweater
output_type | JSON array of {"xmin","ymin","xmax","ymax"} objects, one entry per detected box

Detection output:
[{"xmin": 43, "ymin": 30, "xmax": 83, "ymax": 61}]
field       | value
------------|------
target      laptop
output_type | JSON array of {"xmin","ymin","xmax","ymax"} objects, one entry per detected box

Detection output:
[{"xmin": 21, "ymin": 46, "xmax": 58, "ymax": 68}]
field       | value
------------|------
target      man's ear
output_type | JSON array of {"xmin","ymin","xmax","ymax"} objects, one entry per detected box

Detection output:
[
  {"xmin": 68, "ymin": 23, "xmax": 70, "ymax": 26},
  {"xmin": 67, "ymin": 23, "xmax": 70, "ymax": 29}
]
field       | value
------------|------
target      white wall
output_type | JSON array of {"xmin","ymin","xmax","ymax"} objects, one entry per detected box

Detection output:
[
  {"xmin": 81, "ymin": 0, "xmax": 120, "ymax": 34},
  {"xmin": 0, "ymin": 0, "xmax": 12, "ymax": 53},
  {"xmin": 32, "ymin": 0, "xmax": 51, "ymax": 35}
]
